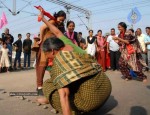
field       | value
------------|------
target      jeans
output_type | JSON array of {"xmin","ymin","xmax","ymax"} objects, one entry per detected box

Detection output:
[
  {"xmin": 110, "ymin": 50, "xmax": 121, "ymax": 70},
  {"xmin": 14, "ymin": 51, "xmax": 22, "ymax": 68},
  {"xmin": 24, "ymin": 53, "xmax": 31, "ymax": 68}
]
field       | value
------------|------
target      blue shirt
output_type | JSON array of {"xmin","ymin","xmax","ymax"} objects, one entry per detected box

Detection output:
[{"xmin": 144, "ymin": 35, "xmax": 150, "ymax": 50}]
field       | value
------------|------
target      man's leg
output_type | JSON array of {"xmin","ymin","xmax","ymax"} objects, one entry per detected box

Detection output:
[
  {"xmin": 148, "ymin": 50, "xmax": 150, "ymax": 70},
  {"xmin": 28, "ymin": 53, "xmax": 31, "ymax": 68},
  {"xmin": 18, "ymin": 52, "xmax": 21, "ymax": 68},
  {"xmin": 58, "ymin": 87, "xmax": 72, "ymax": 115},
  {"xmin": 14, "ymin": 52, "xmax": 18, "ymax": 69},
  {"xmin": 110, "ymin": 50, "xmax": 115, "ymax": 70},
  {"xmin": 24, "ymin": 53, "xmax": 27, "ymax": 68}
]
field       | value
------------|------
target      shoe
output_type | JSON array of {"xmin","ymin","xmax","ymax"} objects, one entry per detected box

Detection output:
[{"xmin": 37, "ymin": 89, "xmax": 44, "ymax": 96}]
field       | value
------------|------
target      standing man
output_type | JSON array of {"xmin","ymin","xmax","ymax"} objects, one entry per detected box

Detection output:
[
  {"xmin": 145, "ymin": 27, "xmax": 150, "ymax": 71},
  {"xmin": 136, "ymin": 28, "xmax": 147, "ymax": 70},
  {"xmin": 13, "ymin": 34, "xmax": 23, "ymax": 70},
  {"xmin": 2, "ymin": 28, "xmax": 14, "ymax": 69},
  {"xmin": 2, "ymin": 28, "xmax": 14, "ymax": 44},
  {"xmin": 107, "ymin": 28, "xmax": 120, "ymax": 71},
  {"xmin": 23, "ymin": 33, "xmax": 32, "ymax": 69},
  {"xmin": 78, "ymin": 32, "xmax": 86, "ymax": 48}
]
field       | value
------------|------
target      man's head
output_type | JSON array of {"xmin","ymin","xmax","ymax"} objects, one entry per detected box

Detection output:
[
  {"xmin": 128, "ymin": 29, "xmax": 134, "ymax": 36},
  {"xmin": 78, "ymin": 32, "xmax": 82, "ymax": 38},
  {"xmin": 26, "ymin": 33, "xmax": 30, "ymax": 39},
  {"xmin": 4, "ymin": 28, "xmax": 9, "ymax": 34},
  {"xmin": 18, "ymin": 34, "xmax": 22, "ymax": 39},
  {"xmin": 111, "ymin": 28, "xmax": 115, "ymax": 35},
  {"xmin": 145, "ymin": 27, "xmax": 150, "ymax": 35},
  {"xmin": 42, "ymin": 37, "xmax": 65, "ymax": 60},
  {"xmin": 136, "ymin": 28, "xmax": 142, "ymax": 36}
]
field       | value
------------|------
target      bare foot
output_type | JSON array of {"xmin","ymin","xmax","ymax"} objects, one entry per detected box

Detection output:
[
  {"xmin": 36, "ymin": 97, "xmax": 49, "ymax": 104},
  {"xmin": 143, "ymin": 79, "xmax": 147, "ymax": 83},
  {"xmin": 125, "ymin": 78, "xmax": 129, "ymax": 81}
]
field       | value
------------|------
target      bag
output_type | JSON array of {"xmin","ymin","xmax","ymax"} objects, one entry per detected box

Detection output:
[{"xmin": 126, "ymin": 44, "xmax": 135, "ymax": 55}]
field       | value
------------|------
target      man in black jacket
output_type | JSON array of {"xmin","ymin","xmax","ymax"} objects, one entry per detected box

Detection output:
[
  {"xmin": 2, "ymin": 28, "xmax": 14, "ymax": 70},
  {"xmin": 13, "ymin": 34, "xmax": 22, "ymax": 69},
  {"xmin": 2, "ymin": 28, "xmax": 14, "ymax": 45},
  {"xmin": 23, "ymin": 33, "xmax": 32, "ymax": 69}
]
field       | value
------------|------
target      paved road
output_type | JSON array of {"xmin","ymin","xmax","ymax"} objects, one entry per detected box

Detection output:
[{"xmin": 0, "ymin": 69, "xmax": 150, "ymax": 115}]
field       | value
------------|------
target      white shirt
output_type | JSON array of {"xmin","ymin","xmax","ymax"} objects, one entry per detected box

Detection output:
[
  {"xmin": 137, "ymin": 34, "xmax": 146, "ymax": 51},
  {"xmin": 107, "ymin": 35, "xmax": 119, "ymax": 51}
]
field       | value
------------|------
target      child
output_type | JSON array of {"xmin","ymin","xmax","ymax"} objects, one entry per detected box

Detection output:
[{"xmin": 0, "ymin": 42, "xmax": 10, "ymax": 72}]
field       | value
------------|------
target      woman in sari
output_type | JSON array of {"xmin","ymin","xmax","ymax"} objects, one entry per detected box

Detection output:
[
  {"xmin": 37, "ymin": 11, "xmax": 112, "ymax": 115},
  {"xmin": 96, "ymin": 30, "xmax": 106, "ymax": 72},
  {"xmin": 35, "ymin": 9, "xmax": 66, "ymax": 95},
  {"xmin": 113, "ymin": 22, "xmax": 147, "ymax": 82},
  {"xmin": 64, "ymin": 21, "xmax": 79, "ymax": 46}
]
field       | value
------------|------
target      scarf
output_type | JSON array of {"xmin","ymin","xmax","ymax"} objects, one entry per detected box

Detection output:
[
  {"xmin": 66, "ymin": 31, "xmax": 77, "ymax": 44},
  {"xmin": 87, "ymin": 36, "xmax": 96, "ymax": 44}
]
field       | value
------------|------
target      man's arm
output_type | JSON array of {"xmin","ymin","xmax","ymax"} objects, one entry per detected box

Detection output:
[{"xmin": 10, "ymin": 35, "xmax": 14, "ymax": 44}]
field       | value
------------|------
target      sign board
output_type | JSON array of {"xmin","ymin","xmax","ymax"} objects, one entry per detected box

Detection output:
[{"xmin": 127, "ymin": 7, "xmax": 141, "ymax": 24}]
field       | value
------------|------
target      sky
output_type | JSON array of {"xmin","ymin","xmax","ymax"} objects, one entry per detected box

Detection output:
[{"xmin": 0, "ymin": 0, "xmax": 150, "ymax": 41}]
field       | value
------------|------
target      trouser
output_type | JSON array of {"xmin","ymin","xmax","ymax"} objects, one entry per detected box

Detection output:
[
  {"xmin": 110, "ymin": 50, "xmax": 121, "ymax": 70},
  {"xmin": 14, "ymin": 51, "xmax": 21, "ymax": 67},
  {"xmin": 36, "ymin": 52, "xmax": 46, "ymax": 87},
  {"xmin": 24, "ymin": 52, "xmax": 31, "ymax": 67},
  {"xmin": 36, "ymin": 65, "xmax": 46, "ymax": 87},
  {"xmin": 148, "ymin": 50, "xmax": 150, "ymax": 69},
  {"xmin": 119, "ymin": 57, "xmax": 147, "ymax": 80}
]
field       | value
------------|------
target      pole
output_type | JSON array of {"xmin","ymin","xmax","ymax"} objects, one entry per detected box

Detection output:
[{"xmin": 13, "ymin": 0, "xmax": 16, "ymax": 15}]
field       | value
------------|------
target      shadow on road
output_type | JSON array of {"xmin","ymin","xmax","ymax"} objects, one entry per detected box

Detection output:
[
  {"xmin": 130, "ymin": 106, "xmax": 147, "ymax": 115},
  {"xmin": 0, "ymin": 89, "xmax": 4, "ymax": 92},
  {"xmin": 146, "ymin": 85, "xmax": 150, "ymax": 90},
  {"xmin": 85, "ymin": 95, "xmax": 118, "ymax": 115}
]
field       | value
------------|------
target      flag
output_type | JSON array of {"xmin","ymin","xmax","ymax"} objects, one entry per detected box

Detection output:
[
  {"xmin": 127, "ymin": 7, "xmax": 142, "ymax": 24},
  {"xmin": 1, "ymin": 12, "xmax": 8, "ymax": 26},
  {"xmin": 0, "ymin": 18, "xmax": 4, "ymax": 29}
]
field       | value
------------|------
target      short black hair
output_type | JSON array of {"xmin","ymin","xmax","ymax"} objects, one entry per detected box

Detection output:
[
  {"xmin": 129, "ymin": 29, "xmax": 134, "ymax": 33},
  {"xmin": 78, "ymin": 32, "xmax": 82, "ymax": 35},
  {"xmin": 111, "ymin": 28, "xmax": 115, "ymax": 31},
  {"xmin": 89, "ymin": 30, "xmax": 93, "ymax": 33},
  {"xmin": 146, "ymin": 27, "xmax": 150, "ymax": 30},
  {"xmin": 137, "ymin": 28, "xmax": 142, "ymax": 31},
  {"xmin": 18, "ymin": 34, "xmax": 22, "ymax": 37},
  {"xmin": 42, "ymin": 37, "xmax": 65, "ymax": 52},
  {"xmin": 26, "ymin": 33, "xmax": 30, "ymax": 35}
]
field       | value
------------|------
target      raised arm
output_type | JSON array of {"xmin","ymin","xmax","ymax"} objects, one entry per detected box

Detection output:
[
  {"xmin": 39, "ymin": 13, "xmax": 63, "ymax": 38},
  {"xmin": 39, "ymin": 20, "xmax": 55, "ymax": 43}
]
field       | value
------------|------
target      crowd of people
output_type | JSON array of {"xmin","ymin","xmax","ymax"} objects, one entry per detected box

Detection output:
[
  {"xmin": 0, "ymin": 7, "xmax": 150, "ymax": 115},
  {"xmin": 0, "ymin": 29, "xmax": 32, "ymax": 72}
]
